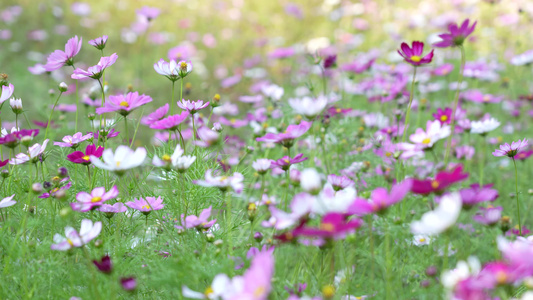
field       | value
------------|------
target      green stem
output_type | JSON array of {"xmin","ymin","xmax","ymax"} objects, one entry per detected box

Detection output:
[
  {"xmin": 479, "ymin": 136, "xmax": 485, "ymax": 186},
  {"xmin": 124, "ymin": 116, "xmax": 129, "ymax": 145},
  {"xmin": 44, "ymin": 92, "xmax": 63, "ymax": 141},
  {"xmin": 513, "ymin": 158, "xmax": 522, "ymax": 235},
  {"xmin": 401, "ymin": 67, "xmax": 417, "ymax": 142},
  {"xmin": 444, "ymin": 45, "xmax": 466, "ymax": 165}
]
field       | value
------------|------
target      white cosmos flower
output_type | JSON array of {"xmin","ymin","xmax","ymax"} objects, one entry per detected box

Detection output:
[
  {"xmin": 441, "ymin": 256, "xmax": 480, "ymax": 291},
  {"xmin": 313, "ymin": 186, "xmax": 357, "ymax": 215},
  {"xmin": 153, "ymin": 145, "xmax": 196, "ymax": 172},
  {"xmin": 288, "ymin": 95, "xmax": 328, "ymax": 119},
  {"xmin": 261, "ymin": 84, "xmax": 284, "ymax": 101},
  {"xmin": 300, "ymin": 168, "xmax": 322, "ymax": 194},
  {"xmin": 90, "ymin": 145, "xmax": 146, "ymax": 175},
  {"xmin": 0, "ymin": 194, "xmax": 16, "ymax": 208},
  {"xmin": 410, "ymin": 192, "xmax": 462, "ymax": 235},
  {"xmin": 470, "ymin": 118, "xmax": 500, "ymax": 135},
  {"xmin": 409, "ymin": 120, "xmax": 451, "ymax": 148},
  {"xmin": 51, "ymin": 219, "xmax": 102, "ymax": 251}
]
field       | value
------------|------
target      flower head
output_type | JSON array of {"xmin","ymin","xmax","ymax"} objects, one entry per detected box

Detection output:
[
  {"xmin": 90, "ymin": 145, "xmax": 146, "ymax": 175},
  {"xmin": 9, "ymin": 139, "xmax": 49, "ymax": 165},
  {"xmin": 153, "ymin": 59, "xmax": 180, "ymax": 81},
  {"xmin": 434, "ymin": 19, "xmax": 477, "ymax": 48},
  {"xmin": 194, "ymin": 170, "xmax": 244, "ymax": 194},
  {"xmin": 44, "ymin": 36, "xmax": 82, "ymax": 71},
  {"xmin": 182, "ymin": 206, "xmax": 217, "ymax": 229},
  {"xmin": 470, "ymin": 118, "xmax": 500, "ymax": 135},
  {"xmin": 397, "ymin": 41, "xmax": 434, "ymax": 66},
  {"xmin": 409, "ymin": 120, "xmax": 451, "ymax": 149},
  {"xmin": 0, "ymin": 83, "xmax": 14, "ymax": 104},
  {"xmin": 256, "ymin": 121, "xmax": 312, "ymax": 148},
  {"xmin": 54, "ymin": 132, "xmax": 93, "ymax": 148},
  {"xmin": 126, "ymin": 196, "xmax": 164, "ymax": 214},
  {"xmin": 0, "ymin": 194, "xmax": 16, "ymax": 208},
  {"xmin": 271, "ymin": 153, "xmax": 308, "ymax": 171},
  {"xmin": 93, "ymin": 255, "xmax": 113, "ymax": 274},
  {"xmin": 292, "ymin": 213, "xmax": 363, "ymax": 240},
  {"xmin": 51, "ymin": 219, "xmax": 102, "ymax": 250},
  {"xmin": 96, "ymin": 92, "xmax": 152, "ymax": 116},
  {"xmin": 493, "ymin": 139, "xmax": 528, "ymax": 158},
  {"xmin": 149, "ymin": 111, "xmax": 190, "ymax": 131},
  {"xmin": 411, "ymin": 165, "xmax": 469, "ymax": 195},
  {"xmin": 411, "ymin": 192, "xmax": 462, "ymax": 235},
  {"xmin": 288, "ymin": 96, "xmax": 328, "ymax": 119},
  {"xmin": 88, "ymin": 35, "xmax": 108, "ymax": 50},
  {"xmin": 349, "ymin": 179, "xmax": 412, "ymax": 215},
  {"xmin": 71, "ymin": 53, "xmax": 118, "ymax": 80},
  {"xmin": 141, "ymin": 104, "xmax": 169, "ymax": 126},
  {"xmin": 177, "ymin": 99, "xmax": 209, "ymax": 114},
  {"xmin": 71, "ymin": 186, "xmax": 119, "ymax": 212},
  {"xmin": 67, "ymin": 144, "xmax": 104, "ymax": 165}
]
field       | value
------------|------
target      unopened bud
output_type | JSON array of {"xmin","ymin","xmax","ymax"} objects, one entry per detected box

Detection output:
[{"xmin": 58, "ymin": 82, "xmax": 68, "ymax": 92}]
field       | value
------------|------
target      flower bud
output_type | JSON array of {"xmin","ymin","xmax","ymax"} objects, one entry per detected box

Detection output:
[
  {"xmin": 58, "ymin": 82, "xmax": 68, "ymax": 92},
  {"xmin": 54, "ymin": 189, "xmax": 66, "ymax": 200},
  {"xmin": 426, "ymin": 266, "xmax": 437, "ymax": 277},
  {"xmin": 254, "ymin": 232, "xmax": 263, "ymax": 242},
  {"xmin": 206, "ymin": 233, "xmax": 215, "ymax": 242},
  {"xmin": 88, "ymin": 113, "xmax": 96, "ymax": 121},
  {"xmin": 32, "ymin": 182, "xmax": 43, "ymax": 194},
  {"xmin": 211, "ymin": 94, "xmax": 221, "ymax": 107},
  {"xmin": 214, "ymin": 239, "xmax": 223, "ymax": 248},
  {"xmin": 57, "ymin": 167, "xmax": 68, "ymax": 178},
  {"xmin": 1, "ymin": 169, "xmax": 9, "ymax": 178}
]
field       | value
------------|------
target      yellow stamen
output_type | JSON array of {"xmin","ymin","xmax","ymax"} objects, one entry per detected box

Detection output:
[
  {"xmin": 320, "ymin": 223, "xmax": 335, "ymax": 232},
  {"xmin": 204, "ymin": 286, "xmax": 213, "ymax": 296},
  {"xmin": 82, "ymin": 155, "xmax": 90, "ymax": 161},
  {"xmin": 141, "ymin": 205, "xmax": 151, "ymax": 210},
  {"xmin": 419, "ymin": 238, "xmax": 426, "ymax": 243},
  {"xmin": 496, "ymin": 272, "xmax": 507, "ymax": 284},
  {"xmin": 119, "ymin": 101, "xmax": 129, "ymax": 107},
  {"xmin": 431, "ymin": 180, "xmax": 439, "ymax": 189},
  {"xmin": 162, "ymin": 154, "xmax": 171, "ymax": 162},
  {"xmin": 440, "ymin": 115, "xmax": 448, "ymax": 122},
  {"xmin": 483, "ymin": 95, "xmax": 490, "ymax": 102},
  {"xmin": 91, "ymin": 196, "xmax": 102, "ymax": 203},
  {"xmin": 254, "ymin": 286, "xmax": 265, "ymax": 297},
  {"xmin": 410, "ymin": 55, "xmax": 421, "ymax": 63},
  {"xmin": 422, "ymin": 138, "xmax": 431, "ymax": 145},
  {"xmin": 67, "ymin": 239, "xmax": 74, "ymax": 246}
]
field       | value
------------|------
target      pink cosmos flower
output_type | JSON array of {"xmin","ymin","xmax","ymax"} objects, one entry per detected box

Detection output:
[
  {"xmin": 268, "ymin": 47, "xmax": 295, "ymax": 59},
  {"xmin": 516, "ymin": 150, "xmax": 533, "ymax": 161},
  {"xmin": 67, "ymin": 144, "xmax": 104, "ymax": 165},
  {"xmin": 9, "ymin": 139, "xmax": 49, "ymax": 165},
  {"xmin": 218, "ymin": 116, "xmax": 248, "ymax": 128},
  {"xmin": 136, "ymin": 6, "xmax": 160, "ymax": 21},
  {"xmin": 432, "ymin": 107, "xmax": 453, "ymax": 125},
  {"xmin": 271, "ymin": 153, "xmax": 308, "ymax": 171},
  {"xmin": 292, "ymin": 213, "xmax": 363, "ymax": 240},
  {"xmin": 459, "ymin": 184, "xmax": 498, "ymax": 207},
  {"xmin": 340, "ymin": 58, "xmax": 375, "ymax": 74},
  {"xmin": 473, "ymin": 205, "xmax": 502, "ymax": 226},
  {"xmin": 0, "ymin": 83, "xmax": 14, "ymax": 104},
  {"xmin": 397, "ymin": 41, "xmax": 434, "ymax": 66},
  {"xmin": 492, "ymin": 139, "xmax": 528, "ymax": 158},
  {"xmin": 51, "ymin": 219, "xmax": 102, "ymax": 251},
  {"xmin": 177, "ymin": 99, "xmax": 209, "ymax": 114},
  {"xmin": 349, "ymin": 179, "xmax": 412, "ymax": 216},
  {"xmin": 433, "ymin": 63, "xmax": 454, "ymax": 76},
  {"xmin": 434, "ymin": 19, "xmax": 477, "ymax": 48},
  {"xmin": 256, "ymin": 121, "xmax": 312, "ymax": 148},
  {"xmin": 141, "ymin": 103, "xmax": 169, "ymax": 126},
  {"xmin": 71, "ymin": 186, "xmax": 119, "ymax": 212},
  {"xmin": 181, "ymin": 206, "xmax": 217, "ymax": 229},
  {"xmin": 98, "ymin": 203, "xmax": 127, "ymax": 214},
  {"xmin": 462, "ymin": 90, "xmax": 502, "ymax": 104},
  {"xmin": 96, "ymin": 92, "xmax": 152, "ymax": 116},
  {"xmin": 0, "ymin": 159, "xmax": 8, "ymax": 169},
  {"xmin": 194, "ymin": 126, "xmax": 219, "ymax": 147},
  {"xmin": 39, "ymin": 181, "xmax": 72, "ymax": 199},
  {"xmin": 326, "ymin": 174, "xmax": 354, "ymax": 191},
  {"xmin": 194, "ymin": 170, "xmax": 244, "ymax": 193},
  {"xmin": 455, "ymin": 145, "xmax": 475, "ymax": 160},
  {"xmin": 0, "ymin": 194, "xmax": 16, "ymax": 208},
  {"xmin": 149, "ymin": 111, "xmax": 190, "ymax": 131},
  {"xmin": 71, "ymin": 53, "xmax": 118, "ymax": 80},
  {"xmin": 44, "ymin": 36, "xmax": 82, "ymax": 71},
  {"xmin": 126, "ymin": 196, "xmax": 165, "ymax": 214},
  {"xmin": 54, "ymin": 132, "xmax": 93, "ymax": 148},
  {"xmin": 153, "ymin": 59, "xmax": 180, "ymax": 81},
  {"xmin": 88, "ymin": 35, "xmax": 108, "ymax": 50},
  {"xmin": 411, "ymin": 165, "xmax": 469, "ymax": 195}
]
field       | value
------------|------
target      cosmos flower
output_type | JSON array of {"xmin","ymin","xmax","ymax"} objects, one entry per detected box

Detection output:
[
  {"xmin": 270, "ymin": 153, "xmax": 308, "ymax": 171},
  {"xmin": 98, "ymin": 203, "xmax": 127, "ymax": 214},
  {"xmin": 9, "ymin": 139, "xmax": 49, "ymax": 165},
  {"xmin": 411, "ymin": 192, "xmax": 462, "ymax": 235},
  {"xmin": 470, "ymin": 118, "xmax": 500, "ymax": 135},
  {"xmin": 44, "ymin": 36, "xmax": 82, "ymax": 71},
  {"xmin": 67, "ymin": 144, "xmax": 104, "ymax": 165},
  {"xmin": 71, "ymin": 53, "xmax": 118, "ymax": 80},
  {"xmin": 153, "ymin": 59, "xmax": 180, "ymax": 81},
  {"xmin": 411, "ymin": 165, "xmax": 468, "ymax": 195},
  {"xmin": 515, "ymin": 150, "xmax": 533, "ymax": 161},
  {"xmin": 292, "ymin": 213, "xmax": 363, "ymax": 240},
  {"xmin": 288, "ymin": 96, "xmax": 328, "ymax": 119},
  {"xmin": 434, "ymin": 19, "xmax": 477, "ymax": 48},
  {"xmin": 409, "ymin": 120, "xmax": 451, "ymax": 149},
  {"xmin": 90, "ymin": 145, "xmax": 147, "ymax": 175},
  {"xmin": 462, "ymin": 90, "xmax": 502, "ymax": 104},
  {"xmin": 180, "ymin": 206, "xmax": 217, "ymax": 230},
  {"xmin": 432, "ymin": 108, "xmax": 452, "ymax": 125},
  {"xmin": 256, "ymin": 121, "xmax": 312, "ymax": 148},
  {"xmin": 177, "ymin": 99, "xmax": 209, "ymax": 114},
  {"xmin": 397, "ymin": 41, "xmax": 434, "ymax": 66},
  {"xmin": 152, "ymin": 145, "xmax": 196, "ymax": 172},
  {"xmin": 93, "ymin": 255, "xmax": 113, "ymax": 274},
  {"xmin": 492, "ymin": 139, "xmax": 528, "ymax": 158},
  {"xmin": 473, "ymin": 205, "xmax": 502, "ymax": 226},
  {"xmin": 194, "ymin": 169, "xmax": 244, "ymax": 194},
  {"xmin": 136, "ymin": 6, "xmax": 160, "ymax": 21},
  {"xmin": 149, "ymin": 111, "xmax": 190, "ymax": 131},
  {"xmin": 88, "ymin": 35, "xmax": 108, "ymax": 50},
  {"xmin": 0, "ymin": 83, "xmax": 15, "ymax": 104},
  {"xmin": 51, "ymin": 219, "xmax": 102, "ymax": 250},
  {"xmin": 327, "ymin": 174, "xmax": 354, "ymax": 191},
  {"xmin": 71, "ymin": 186, "xmax": 119, "ymax": 212},
  {"xmin": 0, "ymin": 194, "xmax": 16, "ymax": 208},
  {"xmin": 194, "ymin": 126, "xmax": 219, "ymax": 147},
  {"xmin": 125, "ymin": 196, "xmax": 165, "ymax": 214},
  {"xmin": 54, "ymin": 132, "xmax": 93, "ymax": 148},
  {"xmin": 141, "ymin": 103, "xmax": 169, "ymax": 126},
  {"xmin": 349, "ymin": 179, "xmax": 412, "ymax": 215},
  {"xmin": 459, "ymin": 184, "xmax": 498, "ymax": 207},
  {"xmin": 96, "ymin": 92, "xmax": 152, "ymax": 116},
  {"xmin": 252, "ymin": 158, "xmax": 272, "ymax": 175}
]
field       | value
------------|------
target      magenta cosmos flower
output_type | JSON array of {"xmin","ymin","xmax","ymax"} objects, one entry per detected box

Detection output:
[
  {"xmin": 492, "ymin": 139, "xmax": 528, "ymax": 158},
  {"xmin": 177, "ymin": 99, "xmax": 209, "ymax": 114},
  {"xmin": 271, "ymin": 153, "xmax": 308, "ymax": 171},
  {"xmin": 141, "ymin": 103, "xmax": 169, "ymax": 126},
  {"xmin": 256, "ymin": 121, "xmax": 312, "ymax": 148},
  {"xmin": 411, "ymin": 165, "xmax": 469, "ymax": 195},
  {"xmin": 179, "ymin": 206, "xmax": 217, "ymax": 230},
  {"xmin": 96, "ymin": 92, "xmax": 152, "ymax": 116},
  {"xmin": 44, "ymin": 36, "xmax": 82, "ymax": 71},
  {"xmin": 459, "ymin": 184, "xmax": 498, "ymax": 207},
  {"xmin": 88, "ymin": 35, "xmax": 108, "ymax": 50},
  {"xmin": 473, "ymin": 205, "xmax": 502, "ymax": 226},
  {"xmin": 71, "ymin": 186, "xmax": 119, "ymax": 212},
  {"xmin": 397, "ymin": 41, "xmax": 434, "ymax": 66},
  {"xmin": 349, "ymin": 179, "xmax": 412, "ymax": 215},
  {"xmin": 51, "ymin": 219, "xmax": 102, "ymax": 251},
  {"xmin": 433, "ymin": 107, "xmax": 453, "ymax": 125},
  {"xmin": 71, "ymin": 53, "xmax": 118, "ymax": 80},
  {"xmin": 54, "ymin": 132, "xmax": 93, "ymax": 148},
  {"xmin": 67, "ymin": 144, "xmax": 104, "ymax": 165},
  {"xmin": 292, "ymin": 213, "xmax": 363, "ymax": 240},
  {"xmin": 126, "ymin": 196, "xmax": 164, "ymax": 214},
  {"xmin": 434, "ymin": 19, "xmax": 477, "ymax": 48},
  {"xmin": 149, "ymin": 111, "xmax": 190, "ymax": 131}
]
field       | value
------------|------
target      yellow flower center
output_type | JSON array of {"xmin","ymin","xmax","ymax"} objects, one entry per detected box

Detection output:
[
  {"xmin": 320, "ymin": 223, "xmax": 335, "ymax": 232},
  {"xmin": 67, "ymin": 239, "xmax": 74, "ymax": 246},
  {"xmin": 51, "ymin": 187, "xmax": 59, "ymax": 193},
  {"xmin": 410, "ymin": 55, "xmax": 421, "ymax": 62},
  {"xmin": 322, "ymin": 285, "xmax": 335, "ymax": 298},
  {"xmin": 141, "ymin": 205, "xmax": 151, "ymax": 210},
  {"xmin": 162, "ymin": 154, "xmax": 171, "ymax": 162},
  {"xmin": 82, "ymin": 155, "xmax": 90, "ymax": 161},
  {"xmin": 230, "ymin": 118, "xmax": 236, "ymax": 124},
  {"xmin": 91, "ymin": 196, "xmax": 102, "ymax": 203},
  {"xmin": 254, "ymin": 286, "xmax": 265, "ymax": 297},
  {"xmin": 496, "ymin": 271, "xmax": 507, "ymax": 284},
  {"xmin": 431, "ymin": 180, "xmax": 439, "ymax": 189},
  {"xmin": 385, "ymin": 152, "xmax": 392, "ymax": 157},
  {"xmin": 422, "ymin": 138, "xmax": 431, "ymax": 144},
  {"xmin": 119, "ymin": 101, "xmax": 129, "ymax": 107},
  {"xmin": 248, "ymin": 203, "xmax": 257, "ymax": 210},
  {"xmin": 419, "ymin": 238, "xmax": 426, "ymax": 243},
  {"xmin": 116, "ymin": 161, "xmax": 121, "ymax": 167},
  {"xmin": 483, "ymin": 95, "xmax": 490, "ymax": 102},
  {"xmin": 283, "ymin": 158, "xmax": 290, "ymax": 163},
  {"xmin": 336, "ymin": 108, "xmax": 342, "ymax": 113},
  {"xmin": 440, "ymin": 115, "xmax": 448, "ymax": 122},
  {"xmin": 204, "ymin": 286, "xmax": 213, "ymax": 296}
]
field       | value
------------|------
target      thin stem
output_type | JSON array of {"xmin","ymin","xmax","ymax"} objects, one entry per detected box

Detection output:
[
  {"xmin": 75, "ymin": 80, "xmax": 79, "ymax": 132},
  {"xmin": 513, "ymin": 158, "xmax": 522, "ymax": 235},
  {"xmin": 401, "ymin": 67, "xmax": 417, "ymax": 142},
  {"xmin": 479, "ymin": 136, "xmax": 485, "ymax": 186},
  {"xmin": 444, "ymin": 45, "xmax": 466, "ymax": 165},
  {"xmin": 130, "ymin": 108, "xmax": 144, "ymax": 148},
  {"xmin": 44, "ymin": 92, "xmax": 63, "ymax": 141},
  {"xmin": 123, "ymin": 116, "xmax": 129, "ymax": 145}
]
